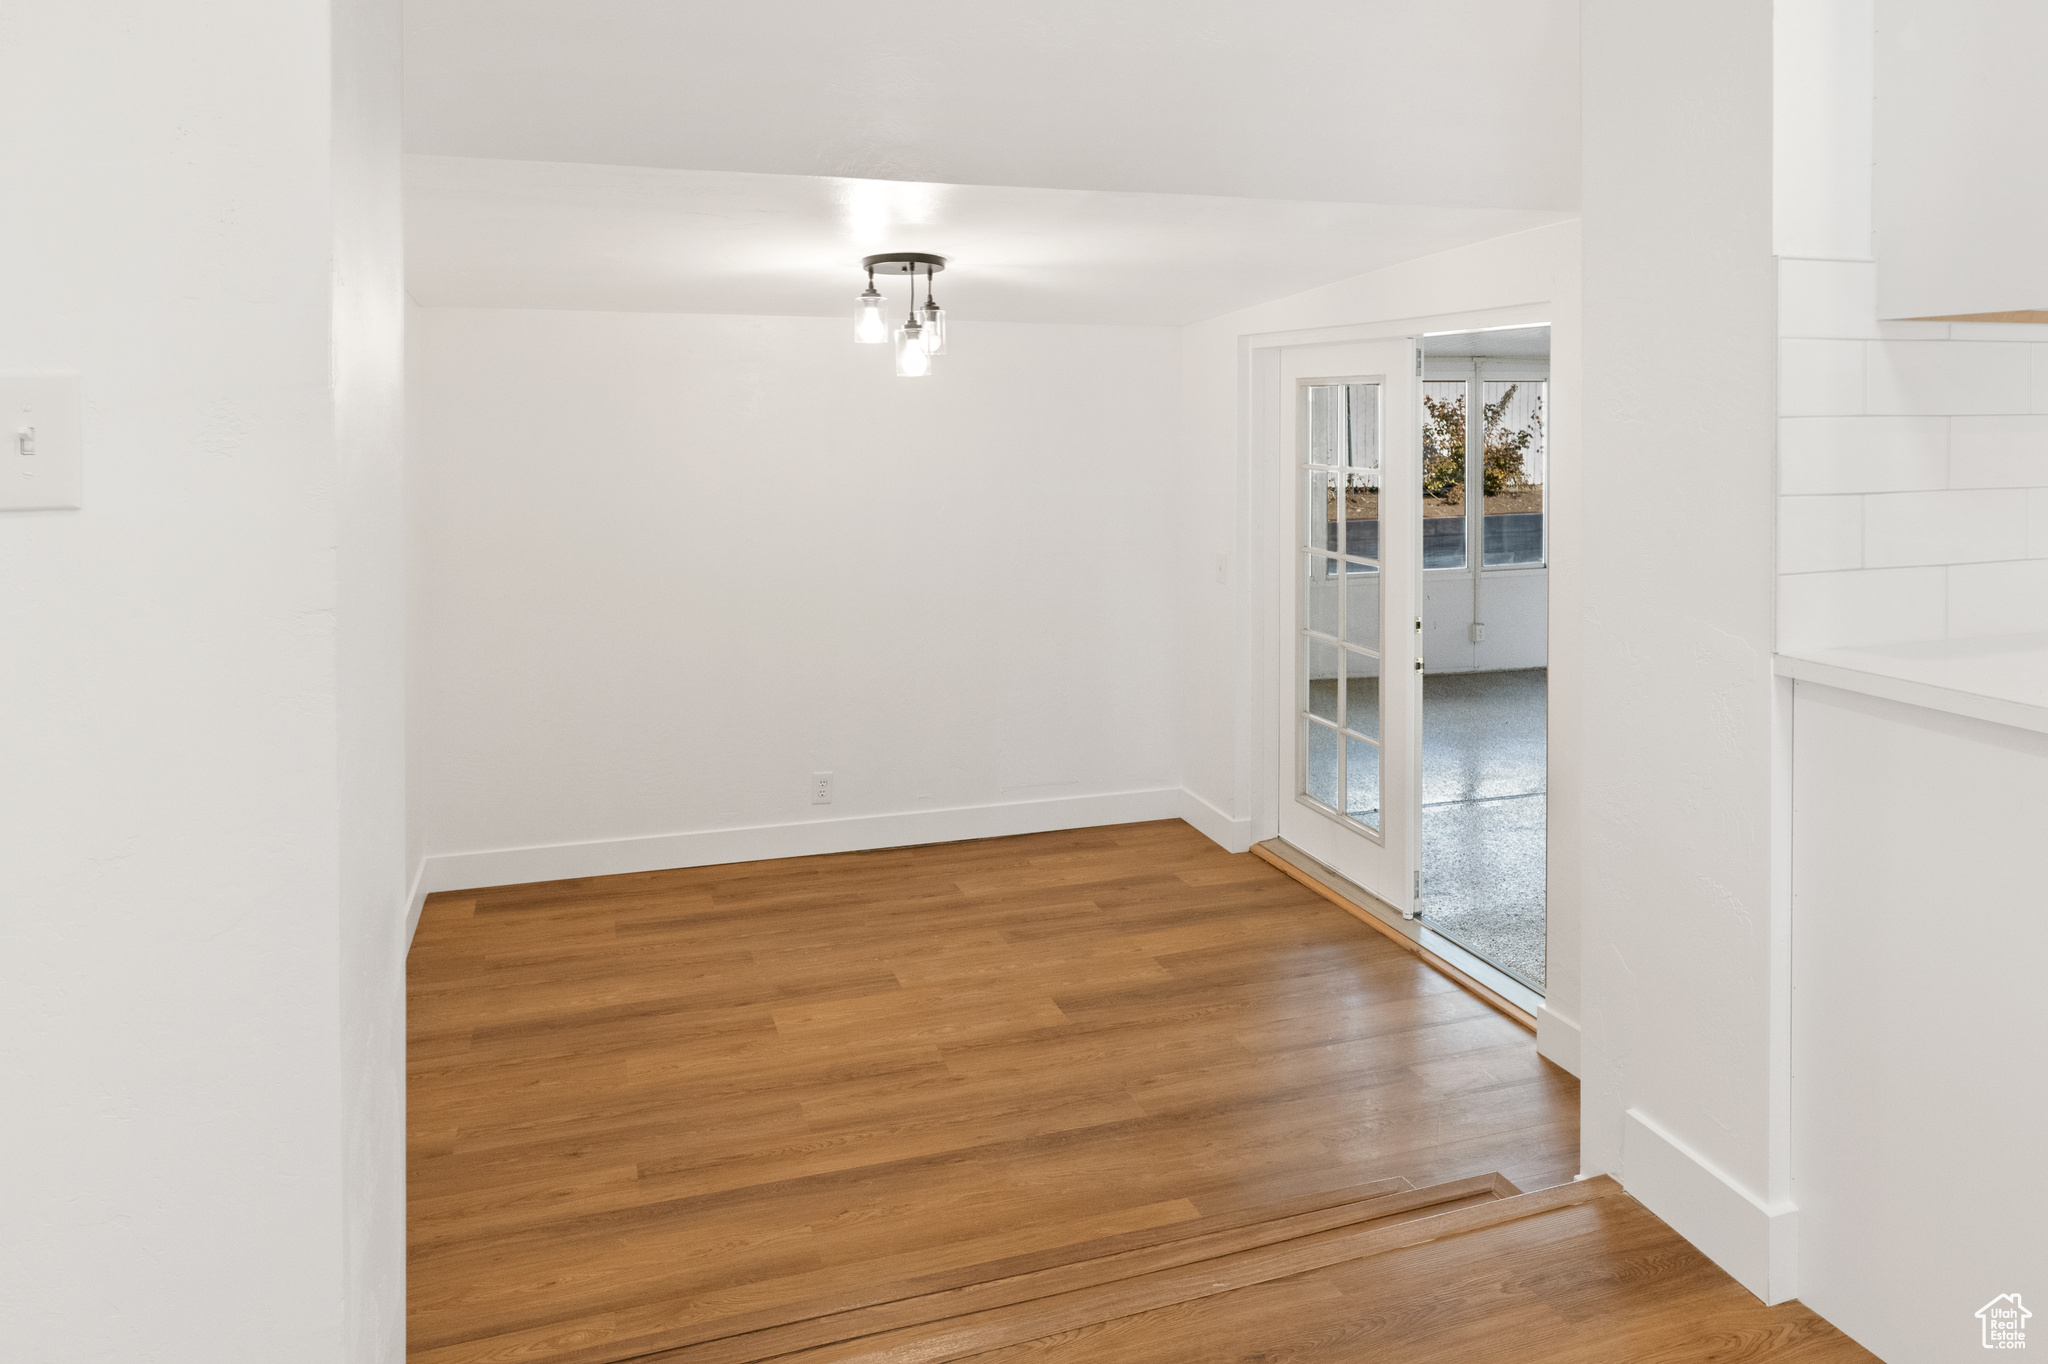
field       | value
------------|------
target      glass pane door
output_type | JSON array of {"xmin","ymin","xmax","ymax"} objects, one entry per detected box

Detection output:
[
  {"xmin": 1275, "ymin": 338, "xmax": 1418, "ymax": 917},
  {"xmin": 1297, "ymin": 380, "xmax": 1382, "ymax": 831}
]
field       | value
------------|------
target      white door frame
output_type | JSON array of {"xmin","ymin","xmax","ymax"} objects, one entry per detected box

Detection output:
[{"xmin": 1242, "ymin": 304, "xmax": 1551, "ymax": 944}]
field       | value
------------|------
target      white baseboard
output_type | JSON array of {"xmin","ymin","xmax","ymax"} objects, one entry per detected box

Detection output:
[
  {"xmin": 1535, "ymin": 1003, "xmax": 1581, "ymax": 1077},
  {"xmin": 403, "ymin": 858, "xmax": 431, "ymax": 950},
  {"xmin": 1177, "ymin": 787, "xmax": 1253, "ymax": 853},
  {"xmin": 1623, "ymin": 1107, "xmax": 1798, "ymax": 1304},
  {"xmin": 411, "ymin": 787, "xmax": 1190, "ymax": 906}
]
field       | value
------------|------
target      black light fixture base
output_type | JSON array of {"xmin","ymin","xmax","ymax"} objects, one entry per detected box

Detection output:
[{"xmin": 862, "ymin": 252, "xmax": 948, "ymax": 275}]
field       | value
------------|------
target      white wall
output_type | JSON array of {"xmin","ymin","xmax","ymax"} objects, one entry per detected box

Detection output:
[
  {"xmin": 1173, "ymin": 220, "xmax": 1582, "ymax": 1062},
  {"xmin": 1776, "ymin": 0, "xmax": 2048, "ymax": 656},
  {"xmin": 1790, "ymin": 685, "xmax": 2048, "ymax": 1362},
  {"xmin": 1580, "ymin": 0, "xmax": 1795, "ymax": 1302},
  {"xmin": 408, "ymin": 309, "xmax": 1181, "ymax": 895},
  {"xmin": 334, "ymin": 0, "xmax": 409, "ymax": 1357},
  {"xmin": 1421, "ymin": 571, "xmax": 1549, "ymax": 675},
  {"xmin": 0, "ymin": 3, "xmax": 405, "ymax": 1361}
]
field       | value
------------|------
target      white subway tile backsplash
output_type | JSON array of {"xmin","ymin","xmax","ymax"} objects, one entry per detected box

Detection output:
[
  {"xmin": 1865, "ymin": 340, "xmax": 2032, "ymax": 415},
  {"xmin": 1775, "ymin": 301, "xmax": 2048, "ymax": 649},
  {"xmin": 1778, "ymin": 566, "xmax": 1947, "ymax": 652},
  {"xmin": 1946, "ymin": 559, "xmax": 2048, "ymax": 637},
  {"xmin": 1780, "ymin": 340, "xmax": 1865, "ymax": 415},
  {"xmin": 1778, "ymin": 495, "xmax": 1864, "ymax": 573},
  {"xmin": 1777, "ymin": 260, "xmax": 1947, "ymax": 339},
  {"xmin": 1948, "ymin": 416, "xmax": 2048, "ymax": 488},
  {"xmin": 1778, "ymin": 416, "xmax": 1947, "ymax": 493},
  {"xmin": 1863, "ymin": 489, "xmax": 2029, "ymax": 567},
  {"xmin": 1778, "ymin": 260, "xmax": 1869, "ymax": 338}
]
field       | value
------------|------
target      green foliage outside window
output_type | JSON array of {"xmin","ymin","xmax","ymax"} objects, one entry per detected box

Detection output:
[{"xmin": 1421, "ymin": 384, "xmax": 1544, "ymax": 503}]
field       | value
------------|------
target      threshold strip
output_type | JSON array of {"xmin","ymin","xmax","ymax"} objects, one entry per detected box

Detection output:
[{"xmin": 1250, "ymin": 839, "xmax": 1541, "ymax": 1030}]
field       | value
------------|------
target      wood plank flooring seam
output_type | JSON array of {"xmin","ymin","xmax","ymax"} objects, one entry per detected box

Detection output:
[
  {"xmin": 666, "ymin": 1182, "xmax": 1624, "ymax": 1364},
  {"xmin": 610, "ymin": 1178, "xmax": 1517, "ymax": 1364}
]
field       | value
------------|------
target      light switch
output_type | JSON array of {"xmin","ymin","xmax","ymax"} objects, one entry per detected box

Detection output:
[{"xmin": 0, "ymin": 374, "xmax": 83, "ymax": 511}]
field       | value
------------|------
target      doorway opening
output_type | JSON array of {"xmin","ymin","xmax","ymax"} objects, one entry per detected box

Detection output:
[
  {"xmin": 1264, "ymin": 326, "xmax": 1546, "ymax": 1019},
  {"xmin": 1417, "ymin": 325, "xmax": 1549, "ymax": 991}
]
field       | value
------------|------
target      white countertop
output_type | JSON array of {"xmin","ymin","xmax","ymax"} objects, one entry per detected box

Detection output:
[{"xmin": 1775, "ymin": 632, "xmax": 2048, "ymax": 736}]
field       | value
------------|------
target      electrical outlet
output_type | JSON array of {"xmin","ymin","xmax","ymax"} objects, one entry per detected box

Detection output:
[
  {"xmin": 811, "ymin": 772, "xmax": 833, "ymax": 805},
  {"xmin": 1469, "ymin": 621, "xmax": 1486, "ymax": 643}
]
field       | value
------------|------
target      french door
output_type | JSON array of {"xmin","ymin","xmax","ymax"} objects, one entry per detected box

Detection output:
[{"xmin": 1275, "ymin": 340, "xmax": 1421, "ymax": 913}]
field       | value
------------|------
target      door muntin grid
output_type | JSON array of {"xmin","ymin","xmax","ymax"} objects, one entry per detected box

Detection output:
[{"xmin": 1298, "ymin": 380, "xmax": 1383, "ymax": 833}]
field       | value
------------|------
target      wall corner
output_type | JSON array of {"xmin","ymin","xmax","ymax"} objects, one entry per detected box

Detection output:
[
  {"xmin": 1534, "ymin": 1002, "xmax": 1581, "ymax": 1077},
  {"xmin": 1623, "ymin": 1107, "xmax": 1800, "ymax": 1304}
]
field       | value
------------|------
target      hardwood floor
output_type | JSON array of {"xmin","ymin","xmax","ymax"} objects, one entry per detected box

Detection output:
[
  {"xmin": 407, "ymin": 819, "xmax": 1577, "ymax": 1364},
  {"xmin": 778, "ymin": 1178, "xmax": 1878, "ymax": 1364}
]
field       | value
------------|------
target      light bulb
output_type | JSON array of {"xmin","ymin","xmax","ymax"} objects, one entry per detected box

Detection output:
[
  {"xmin": 895, "ymin": 320, "xmax": 931, "ymax": 377},
  {"xmin": 920, "ymin": 300, "xmax": 946, "ymax": 356},
  {"xmin": 854, "ymin": 285, "xmax": 888, "ymax": 344}
]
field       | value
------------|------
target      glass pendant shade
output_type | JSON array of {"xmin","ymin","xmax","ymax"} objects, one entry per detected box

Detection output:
[
  {"xmin": 919, "ymin": 300, "xmax": 947, "ymax": 356},
  {"xmin": 853, "ymin": 286, "xmax": 888, "ymax": 344},
  {"xmin": 895, "ymin": 321, "xmax": 931, "ymax": 377}
]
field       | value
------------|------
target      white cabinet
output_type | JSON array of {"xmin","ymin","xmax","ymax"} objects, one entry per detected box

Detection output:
[{"xmin": 1875, "ymin": 0, "xmax": 2048, "ymax": 319}]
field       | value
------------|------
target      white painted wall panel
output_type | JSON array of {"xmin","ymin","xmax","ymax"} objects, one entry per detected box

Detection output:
[
  {"xmin": 1791, "ymin": 683, "xmax": 2048, "ymax": 1363},
  {"xmin": 1583, "ymin": 0, "xmax": 1786, "ymax": 1288},
  {"xmin": 409, "ymin": 310, "xmax": 1180, "ymax": 869},
  {"xmin": 0, "ymin": 3, "xmax": 405, "ymax": 1360},
  {"xmin": 1422, "ymin": 573, "xmax": 1476, "ymax": 675},
  {"xmin": 333, "ymin": 2, "xmax": 409, "ymax": 1357},
  {"xmin": 1475, "ymin": 571, "xmax": 1548, "ymax": 673}
]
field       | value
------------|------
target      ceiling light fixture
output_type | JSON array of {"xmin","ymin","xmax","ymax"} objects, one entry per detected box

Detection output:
[
  {"xmin": 853, "ymin": 268, "xmax": 888, "ymax": 344},
  {"xmin": 858, "ymin": 252, "xmax": 948, "ymax": 378},
  {"xmin": 919, "ymin": 273, "xmax": 946, "ymax": 357}
]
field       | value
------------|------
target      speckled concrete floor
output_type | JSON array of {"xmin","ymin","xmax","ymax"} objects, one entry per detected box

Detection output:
[
  {"xmin": 1300, "ymin": 668, "xmax": 1547, "ymax": 987},
  {"xmin": 1421, "ymin": 669, "xmax": 1546, "ymax": 987}
]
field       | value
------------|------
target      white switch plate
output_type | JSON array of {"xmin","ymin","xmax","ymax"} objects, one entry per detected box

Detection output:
[{"xmin": 0, "ymin": 374, "xmax": 83, "ymax": 511}]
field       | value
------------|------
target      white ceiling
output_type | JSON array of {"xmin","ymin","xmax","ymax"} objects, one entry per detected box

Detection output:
[
  {"xmin": 405, "ymin": 0, "xmax": 1580, "ymax": 210},
  {"xmin": 1424, "ymin": 325, "xmax": 1551, "ymax": 360},
  {"xmin": 402, "ymin": 2, "xmax": 1581, "ymax": 324},
  {"xmin": 405, "ymin": 157, "xmax": 1571, "ymax": 324}
]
